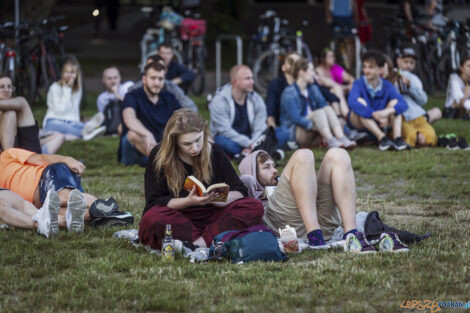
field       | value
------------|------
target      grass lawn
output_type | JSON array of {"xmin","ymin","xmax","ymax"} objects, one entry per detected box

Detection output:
[{"xmin": 1, "ymin": 92, "xmax": 469, "ymax": 313}]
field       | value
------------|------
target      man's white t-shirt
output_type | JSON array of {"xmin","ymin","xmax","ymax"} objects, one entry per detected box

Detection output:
[
  {"xmin": 445, "ymin": 73, "xmax": 470, "ymax": 110},
  {"xmin": 96, "ymin": 81, "xmax": 134, "ymax": 112}
]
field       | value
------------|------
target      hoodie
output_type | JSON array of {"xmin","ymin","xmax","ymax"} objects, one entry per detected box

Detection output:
[{"xmin": 238, "ymin": 150, "xmax": 268, "ymax": 207}]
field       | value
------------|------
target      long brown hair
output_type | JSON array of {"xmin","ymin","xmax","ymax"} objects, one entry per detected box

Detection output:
[
  {"xmin": 383, "ymin": 53, "xmax": 399, "ymax": 84},
  {"xmin": 154, "ymin": 109, "xmax": 213, "ymax": 196},
  {"xmin": 58, "ymin": 56, "xmax": 82, "ymax": 93}
]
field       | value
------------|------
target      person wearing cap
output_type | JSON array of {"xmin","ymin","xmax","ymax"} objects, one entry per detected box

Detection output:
[{"xmin": 394, "ymin": 45, "xmax": 441, "ymax": 147}]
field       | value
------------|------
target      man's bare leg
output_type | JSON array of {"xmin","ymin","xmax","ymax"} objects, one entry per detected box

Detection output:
[
  {"xmin": 317, "ymin": 148, "xmax": 356, "ymax": 233},
  {"xmin": 281, "ymin": 149, "xmax": 320, "ymax": 233},
  {"xmin": 0, "ymin": 111, "xmax": 17, "ymax": 149},
  {"xmin": 391, "ymin": 113, "xmax": 402, "ymax": 139},
  {"xmin": 0, "ymin": 191, "xmax": 36, "ymax": 229},
  {"xmin": 350, "ymin": 110, "xmax": 386, "ymax": 140}
]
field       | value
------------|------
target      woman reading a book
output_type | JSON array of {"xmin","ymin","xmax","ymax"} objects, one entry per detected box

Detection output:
[{"xmin": 139, "ymin": 109, "xmax": 264, "ymax": 250}]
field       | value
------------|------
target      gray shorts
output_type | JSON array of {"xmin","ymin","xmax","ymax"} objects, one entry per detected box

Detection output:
[{"xmin": 264, "ymin": 174, "xmax": 341, "ymax": 240}]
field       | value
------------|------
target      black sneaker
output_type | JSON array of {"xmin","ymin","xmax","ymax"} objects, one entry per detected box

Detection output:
[
  {"xmin": 457, "ymin": 137, "xmax": 470, "ymax": 150},
  {"xmin": 446, "ymin": 136, "xmax": 460, "ymax": 150},
  {"xmin": 392, "ymin": 137, "xmax": 411, "ymax": 151},
  {"xmin": 443, "ymin": 107, "xmax": 458, "ymax": 119},
  {"xmin": 89, "ymin": 211, "xmax": 134, "ymax": 228},
  {"xmin": 437, "ymin": 135, "xmax": 448, "ymax": 147},
  {"xmin": 378, "ymin": 136, "xmax": 394, "ymax": 151}
]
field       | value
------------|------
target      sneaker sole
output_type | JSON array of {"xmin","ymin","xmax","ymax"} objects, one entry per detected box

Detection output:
[
  {"xmin": 83, "ymin": 126, "xmax": 106, "ymax": 141},
  {"xmin": 91, "ymin": 215, "xmax": 134, "ymax": 228},
  {"xmin": 379, "ymin": 145, "xmax": 391, "ymax": 151},
  {"xmin": 394, "ymin": 145, "xmax": 408, "ymax": 151},
  {"xmin": 446, "ymin": 146, "xmax": 460, "ymax": 151},
  {"xmin": 308, "ymin": 244, "xmax": 331, "ymax": 250},
  {"xmin": 48, "ymin": 191, "xmax": 61, "ymax": 237},
  {"xmin": 67, "ymin": 190, "xmax": 86, "ymax": 233},
  {"xmin": 380, "ymin": 248, "xmax": 409, "ymax": 253}
]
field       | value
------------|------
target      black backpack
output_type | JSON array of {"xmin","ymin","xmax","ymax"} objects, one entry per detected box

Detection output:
[
  {"xmin": 102, "ymin": 100, "xmax": 122, "ymax": 135},
  {"xmin": 252, "ymin": 126, "xmax": 281, "ymax": 160}
]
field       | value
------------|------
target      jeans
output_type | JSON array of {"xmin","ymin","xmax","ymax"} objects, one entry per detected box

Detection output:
[
  {"xmin": 43, "ymin": 118, "xmax": 84, "ymax": 138},
  {"xmin": 215, "ymin": 127, "xmax": 291, "ymax": 157},
  {"xmin": 120, "ymin": 134, "xmax": 148, "ymax": 166},
  {"xmin": 38, "ymin": 163, "xmax": 84, "ymax": 204}
]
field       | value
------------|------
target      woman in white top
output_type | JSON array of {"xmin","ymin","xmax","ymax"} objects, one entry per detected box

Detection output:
[
  {"xmin": 43, "ymin": 57, "xmax": 104, "ymax": 140},
  {"xmin": 444, "ymin": 56, "xmax": 470, "ymax": 119}
]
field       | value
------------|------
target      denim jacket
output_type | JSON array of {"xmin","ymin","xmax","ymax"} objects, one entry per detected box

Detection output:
[{"xmin": 280, "ymin": 82, "xmax": 327, "ymax": 141}]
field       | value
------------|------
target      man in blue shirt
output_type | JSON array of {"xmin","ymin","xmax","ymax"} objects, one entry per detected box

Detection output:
[
  {"xmin": 348, "ymin": 51, "xmax": 409, "ymax": 151},
  {"xmin": 120, "ymin": 62, "xmax": 181, "ymax": 166},
  {"xmin": 158, "ymin": 43, "xmax": 195, "ymax": 92}
]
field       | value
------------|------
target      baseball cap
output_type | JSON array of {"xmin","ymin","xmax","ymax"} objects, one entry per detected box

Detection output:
[{"xmin": 398, "ymin": 45, "xmax": 417, "ymax": 59}]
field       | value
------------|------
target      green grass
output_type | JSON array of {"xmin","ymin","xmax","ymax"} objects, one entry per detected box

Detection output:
[{"xmin": 1, "ymin": 93, "xmax": 469, "ymax": 313}]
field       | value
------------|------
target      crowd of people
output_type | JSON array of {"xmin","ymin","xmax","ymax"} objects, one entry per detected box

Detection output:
[{"xmin": 1, "ymin": 0, "xmax": 469, "ymax": 256}]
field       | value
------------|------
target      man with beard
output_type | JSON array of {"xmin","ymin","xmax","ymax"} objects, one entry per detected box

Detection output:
[{"xmin": 119, "ymin": 62, "xmax": 181, "ymax": 166}]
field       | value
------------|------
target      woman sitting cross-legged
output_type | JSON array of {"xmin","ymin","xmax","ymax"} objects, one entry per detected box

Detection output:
[
  {"xmin": 280, "ymin": 58, "xmax": 356, "ymax": 149},
  {"xmin": 139, "ymin": 109, "xmax": 264, "ymax": 250}
]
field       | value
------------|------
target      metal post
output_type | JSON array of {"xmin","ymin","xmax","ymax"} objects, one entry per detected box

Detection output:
[
  {"xmin": 215, "ymin": 34, "xmax": 243, "ymax": 89},
  {"xmin": 355, "ymin": 35, "xmax": 361, "ymax": 78},
  {"xmin": 15, "ymin": 0, "xmax": 20, "ymax": 45}
]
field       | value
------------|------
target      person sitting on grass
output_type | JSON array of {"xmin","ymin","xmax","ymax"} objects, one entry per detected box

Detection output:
[
  {"xmin": 239, "ymin": 149, "xmax": 382, "ymax": 253},
  {"xmin": 158, "ymin": 42, "xmax": 195, "ymax": 91},
  {"xmin": 96, "ymin": 66, "xmax": 134, "ymax": 113},
  {"xmin": 385, "ymin": 46, "xmax": 441, "ymax": 147},
  {"xmin": 43, "ymin": 57, "xmax": 106, "ymax": 141},
  {"xmin": 0, "ymin": 75, "xmax": 65, "ymax": 154},
  {"xmin": 209, "ymin": 64, "xmax": 289, "ymax": 157},
  {"xmin": 444, "ymin": 55, "xmax": 470, "ymax": 120},
  {"xmin": 347, "ymin": 50, "xmax": 409, "ymax": 151},
  {"xmin": 316, "ymin": 48, "xmax": 355, "ymax": 94},
  {"xmin": 120, "ymin": 62, "xmax": 181, "ymax": 166},
  {"xmin": 0, "ymin": 148, "xmax": 134, "ymax": 235},
  {"xmin": 280, "ymin": 58, "xmax": 356, "ymax": 149},
  {"xmin": 130, "ymin": 54, "xmax": 198, "ymax": 112},
  {"xmin": 139, "ymin": 109, "xmax": 264, "ymax": 250}
]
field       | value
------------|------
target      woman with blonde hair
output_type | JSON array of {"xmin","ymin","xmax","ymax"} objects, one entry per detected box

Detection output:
[
  {"xmin": 139, "ymin": 109, "xmax": 263, "ymax": 250},
  {"xmin": 43, "ymin": 56, "xmax": 105, "ymax": 141}
]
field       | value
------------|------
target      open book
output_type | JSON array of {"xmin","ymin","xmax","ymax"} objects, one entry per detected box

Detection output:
[{"xmin": 183, "ymin": 176, "xmax": 230, "ymax": 202}]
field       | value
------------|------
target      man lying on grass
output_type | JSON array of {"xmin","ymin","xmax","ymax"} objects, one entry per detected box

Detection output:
[
  {"xmin": 239, "ymin": 149, "xmax": 408, "ymax": 253},
  {"xmin": 0, "ymin": 148, "xmax": 133, "ymax": 237}
]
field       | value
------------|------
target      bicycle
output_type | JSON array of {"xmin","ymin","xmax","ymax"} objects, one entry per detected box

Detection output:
[{"xmin": 252, "ymin": 11, "xmax": 313, "ymax": 95}]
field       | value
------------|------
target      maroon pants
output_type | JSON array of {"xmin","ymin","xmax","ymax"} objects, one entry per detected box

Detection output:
[{"xmin": 139, "ymin": 198, "xmax": 264, "ymax": 250}]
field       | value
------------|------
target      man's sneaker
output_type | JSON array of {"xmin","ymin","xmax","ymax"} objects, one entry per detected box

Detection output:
[
  {"xmin": 273, "ymin": 149, "xmax": 285, "ymax": 161},
  {"xmin": 457, "ymin": 137, "xmax": 470, "ymax": 150},
  {"xmin": 66, "ymin": 189, "xmax": 87, "ymax": 233},
  {"xmin": 378, "ymin": 136, "xmax": 394, "ymax": 151},
  {"xmin": 446, "ymin": 136, "xmax": 459, "ymax": 150},
  {"xmin": 392, "ymin": 137, "xmax": 410, "ymax": 151},
  {"xmin": 307, "ymin": 230, "xmax": 331, "ymax": 250},
  {"xmin": 286, "ymin": 141, "xmax": 299, "ymax": 150},
  {"xmin": 89, "ymin": 197, "xmax": 119, "ymax": 218},
  {"xmin": 437, "ymin": 135, "xmax": 448, "ymax": 147},
  {"xmin": 443, "ymin": 107, "xmax": 458, "ymax": 119},
  {"xmin": 82, "ymin": 125, "xmax": 106, "ymax": 141},
  {"xmin": 35, "ymin": 190, "xmax": 61, "ymax": 238},
  {"xmin": 81, "ymin": 112, "xmax": 104, "ymax": 136},
  {"xmin": 89, "ymin": 211, "xmax": 134, "ymax": 228},
  {"xmin": 378, "ymin": 232, "xmax": 409, "ymax": 253},
  {"xmin": 339, "ymin": 136, "xmax": 357, "ymax": 150},
  {"xmin": 344, "ymin": 231, "xmax": 376, "ymax": 254},
  {"xmin": 327, "ymin": 137, "xmax": 345, "ymax": 149}
]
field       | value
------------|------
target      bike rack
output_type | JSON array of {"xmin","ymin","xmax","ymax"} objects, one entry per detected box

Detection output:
[
  {"xmin": 355, "ymin": 35, "xmax": 362, "ymax": 78},
  {"xmin": 215, "ymin": 35, "xmax": 243, "ymax": 89}
]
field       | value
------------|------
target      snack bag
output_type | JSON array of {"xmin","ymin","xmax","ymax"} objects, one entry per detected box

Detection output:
[{"xmin": 279, "ymin": 225, "xmax": 299, "ymax": 253}]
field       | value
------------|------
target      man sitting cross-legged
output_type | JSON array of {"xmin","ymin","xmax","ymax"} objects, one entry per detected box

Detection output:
[
  {"xmin": 347, "ymin": 51, "xmax": 409, "ymax": 151},
  {"xmin": 239, "ymin": 148, "xmax": 376, "ymax": 253},
  {"xmin": 120, "ymin": 62, "xmax": 181, "ymax": 166},
  {"xmin": 0, "ymin": 148, "xmax": 133, "ymax": 235}
]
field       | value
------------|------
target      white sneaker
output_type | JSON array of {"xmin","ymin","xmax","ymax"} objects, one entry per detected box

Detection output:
[
  {"xmin": 66, "ymin": 189, "xmax": 87, "ymax": 233},
  {"xmin": 81, "ymin": 112, "xmax": 104, "ymax": 136},
  {"xmin": 36, "ymin": 190, "xmax": 61, "ymax": 238},
  {"xmin": 82, "ymin": 125, "xmax": 106, "ymax": 141}
]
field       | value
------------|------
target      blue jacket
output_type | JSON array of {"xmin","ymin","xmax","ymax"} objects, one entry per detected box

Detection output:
[
  {"xmin": 348, "ymin": 76, "xmax": 408, "ymax": 118},
  {"xmin": 280, "ymin": 82, "xmax": 327, "ymax": 141},
  {"xmin": 166, "ymin": 61, "xmax": 195, "ymax": 84}
]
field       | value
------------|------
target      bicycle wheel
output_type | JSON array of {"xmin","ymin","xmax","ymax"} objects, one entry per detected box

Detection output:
[
  {"xmin": 253, "ymin": 49, "xmax": 280, "ymax": 95},
  {"xmin": 190, "ymin": 45, "xmax": 205, "ymax": 95},
  {"xmin": 247, "ymin": 41, "xmax": 264, "ymax": 68}
]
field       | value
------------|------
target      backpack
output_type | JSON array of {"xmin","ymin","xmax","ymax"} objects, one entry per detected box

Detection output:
[
  {"xmin": 209, "ymin": 225, "xmax": 287, "ymax": 264},
  {"xmin": 102, "ymin": 100, "xmax": 122, "ymax": 135},
  {"xmin": 252, "ymin": 126, "xmax": 278, "ymax": 158}
]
